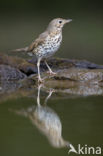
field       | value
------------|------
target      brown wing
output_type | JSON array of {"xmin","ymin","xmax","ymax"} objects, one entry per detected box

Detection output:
[{"xmin": 28, "ymin": 31, "xmax": 48, "ymax": 52}]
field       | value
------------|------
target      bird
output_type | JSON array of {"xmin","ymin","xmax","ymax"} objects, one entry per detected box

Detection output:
[{"xmin": 13, "ymin": 18, "xmax": 72, "ymax": 82}]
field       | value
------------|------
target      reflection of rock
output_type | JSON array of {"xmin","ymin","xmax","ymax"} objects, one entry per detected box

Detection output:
[
  {"xmin": 0, "ymin": 81, "xmax": 23, "ymax": 103},
  {"xmin": 44, "ymin": 81, "xmax": 103, "ymax": 96},
  {"xmin": 62, "ymin": 84, "xmax": 103, "ymax": 96},
  {"xmin": 0, "ymin": 80, "xmax": 103, "ymax": 103},
  {"xmin": 0, "ymin": 81, "xmax": 21, "ymax": 94}
]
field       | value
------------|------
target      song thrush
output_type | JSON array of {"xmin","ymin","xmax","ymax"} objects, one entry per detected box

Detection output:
[{"xmin": 13, "ymin": 18, "xmax": 72, "ymax": 82}]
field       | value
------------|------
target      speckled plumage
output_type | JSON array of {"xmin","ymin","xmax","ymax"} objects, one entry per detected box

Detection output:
[
  {"xmin": 13, "ymin": 18, "xmax": 72, "ymax": 82},
  {"xmin": 34, "ymin": 33, "xmax": 62, "ymax": 59}
]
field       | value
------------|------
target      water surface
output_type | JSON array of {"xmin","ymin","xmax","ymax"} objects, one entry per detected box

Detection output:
[{"xmin": 0, "ymin": 84, "xmax": 103, "ymax": 156}]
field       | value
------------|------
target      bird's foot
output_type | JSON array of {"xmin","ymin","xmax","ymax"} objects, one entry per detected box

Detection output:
[
  {"xmin": 47, "ymin": 88, "xmax": 55, "ymax": 94},
  {"xmin": 47, "ymin": 71, "xmax": 56, "ymax": 76},
  {"xmin": 44, "ymin": 88, "xmax": 55, "ymax": 105},
  {"xmin": 38, "ymin": 77, "xmax": 44, "ymax": 83}
]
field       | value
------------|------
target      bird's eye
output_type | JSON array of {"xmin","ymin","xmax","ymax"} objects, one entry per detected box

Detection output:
[{"xmin": 59, "ymin": 20, "xmax": 62, "ymax": 24}]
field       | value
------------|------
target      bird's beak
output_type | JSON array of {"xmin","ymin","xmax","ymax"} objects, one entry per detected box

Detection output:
[{"xmin": 65, "ymin": 19, "xmax": 72, "ymax": 23}]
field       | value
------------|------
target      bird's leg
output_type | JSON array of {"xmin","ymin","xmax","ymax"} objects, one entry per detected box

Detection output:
[
  {"xmin": 37, "ymin": 84, "xmax": 43, "ymax": 106},
  {"xmin": 45, "ymin": 60, "xmax": 56, "ymax": 75},
  {"xmin": 37, "ymin": 58, "xmax": 43, "ymax": 83},
  {"xmin": 44, "ymin": 89, "xmax": 55, "ymax": 105}
]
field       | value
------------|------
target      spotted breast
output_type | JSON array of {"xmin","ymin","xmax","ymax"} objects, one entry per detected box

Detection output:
[{"xmin": 35, "ymin": 33, "xmax": 62, "ymax": 59}]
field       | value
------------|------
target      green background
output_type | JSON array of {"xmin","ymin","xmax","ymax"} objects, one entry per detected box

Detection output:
[{"xmin": 0, "ymin": 0, "xmax": 103, "ymax": 63}]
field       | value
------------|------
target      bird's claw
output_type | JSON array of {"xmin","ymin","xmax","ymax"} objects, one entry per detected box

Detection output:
[
  {"xmin": 47, "ymin": 71, "xmax": 56, "ymax": 76},
  {"xmin": 38, "ymin": 77, "xmax": 44, "ymax": 83}
]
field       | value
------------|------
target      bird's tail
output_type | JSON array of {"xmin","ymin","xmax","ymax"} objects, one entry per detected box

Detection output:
[{"xmin": 11, "ymin": 46, "xmax": 28, "ymax": 52}]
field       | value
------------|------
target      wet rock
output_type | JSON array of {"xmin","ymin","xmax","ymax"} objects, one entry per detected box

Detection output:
[
  {"xmin": 0, "ymin": 52, "xmax": 103, "ymax": 103},
  {"xmin": 29, "ymin": 57, "xmax": 103, "ymax": 69},
  {"xmin": 28, "ymin": 57, "xmax": 74, "ymax": 70},
  {"xmin": 0, "ymin": 53, "xmax": 103, "ymax": 83},
  {"xmin": 0, "ymin": 53, "xmax": 25, "ymax": 68},
  {"xmin": 0, "ymin": 53, "xmax": 37, "ymax": 75},
  {"xmin": 0, "ymin": 65, "xmax": 26, "ymax": 80},
  {"xmin": 50, "ymin": 68, "xmax": 103, "ymax": 83}
]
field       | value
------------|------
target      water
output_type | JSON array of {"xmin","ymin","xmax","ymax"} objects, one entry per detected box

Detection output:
[{"xmin": 0, "ymin": 83, "xmax": 103, "ymax": 156}]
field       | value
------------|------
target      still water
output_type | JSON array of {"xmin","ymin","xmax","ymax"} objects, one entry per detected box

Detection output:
[{"xmin": 0, "ymin": 82, "xmax": 103, "ymax": 156}]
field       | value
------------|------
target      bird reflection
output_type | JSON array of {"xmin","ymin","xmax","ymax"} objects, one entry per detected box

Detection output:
[
  {"xmin": 11, "ymin": 84, "xmax": 76, "ymax": 152},
  {"xmin": 33, "ymin": 84, "xmax": 67, "ymax": 148}
]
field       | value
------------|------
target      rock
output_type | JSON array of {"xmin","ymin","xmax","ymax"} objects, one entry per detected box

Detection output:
[
  {"xmin": 29, "ymin": 57, "xmax": 103, "ymax": 69},
  {"xmin": 0, "ymin": 52, "xmax": 103, "ymax": 103},
  {"xmin": 50, "ymin": 68, "xmax": 103, "ymax": 83},
  {"xmin": 0, "ymin": 65, "xmax": 26, "ymax": 81},
  {"xmin": 0, "ymin": 53, "xmax": 37, "ymax": 75},
  {"xmin": 0, "ymin": 53, "xmax": 103, "ymax": 83}
]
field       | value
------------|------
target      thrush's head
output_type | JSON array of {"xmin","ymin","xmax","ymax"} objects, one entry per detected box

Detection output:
[{"xmin": 47, "ymin": 18, "xmax": 72, "ymax": 32}]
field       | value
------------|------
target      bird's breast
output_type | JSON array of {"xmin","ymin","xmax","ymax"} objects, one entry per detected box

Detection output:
[
  {"xmin": 35, "ymin": 34, "xmax": 62, "ymax": 58},
  {"xmin": 46, "ymin": 34, "xmax": 62, "ymax": 48}
]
